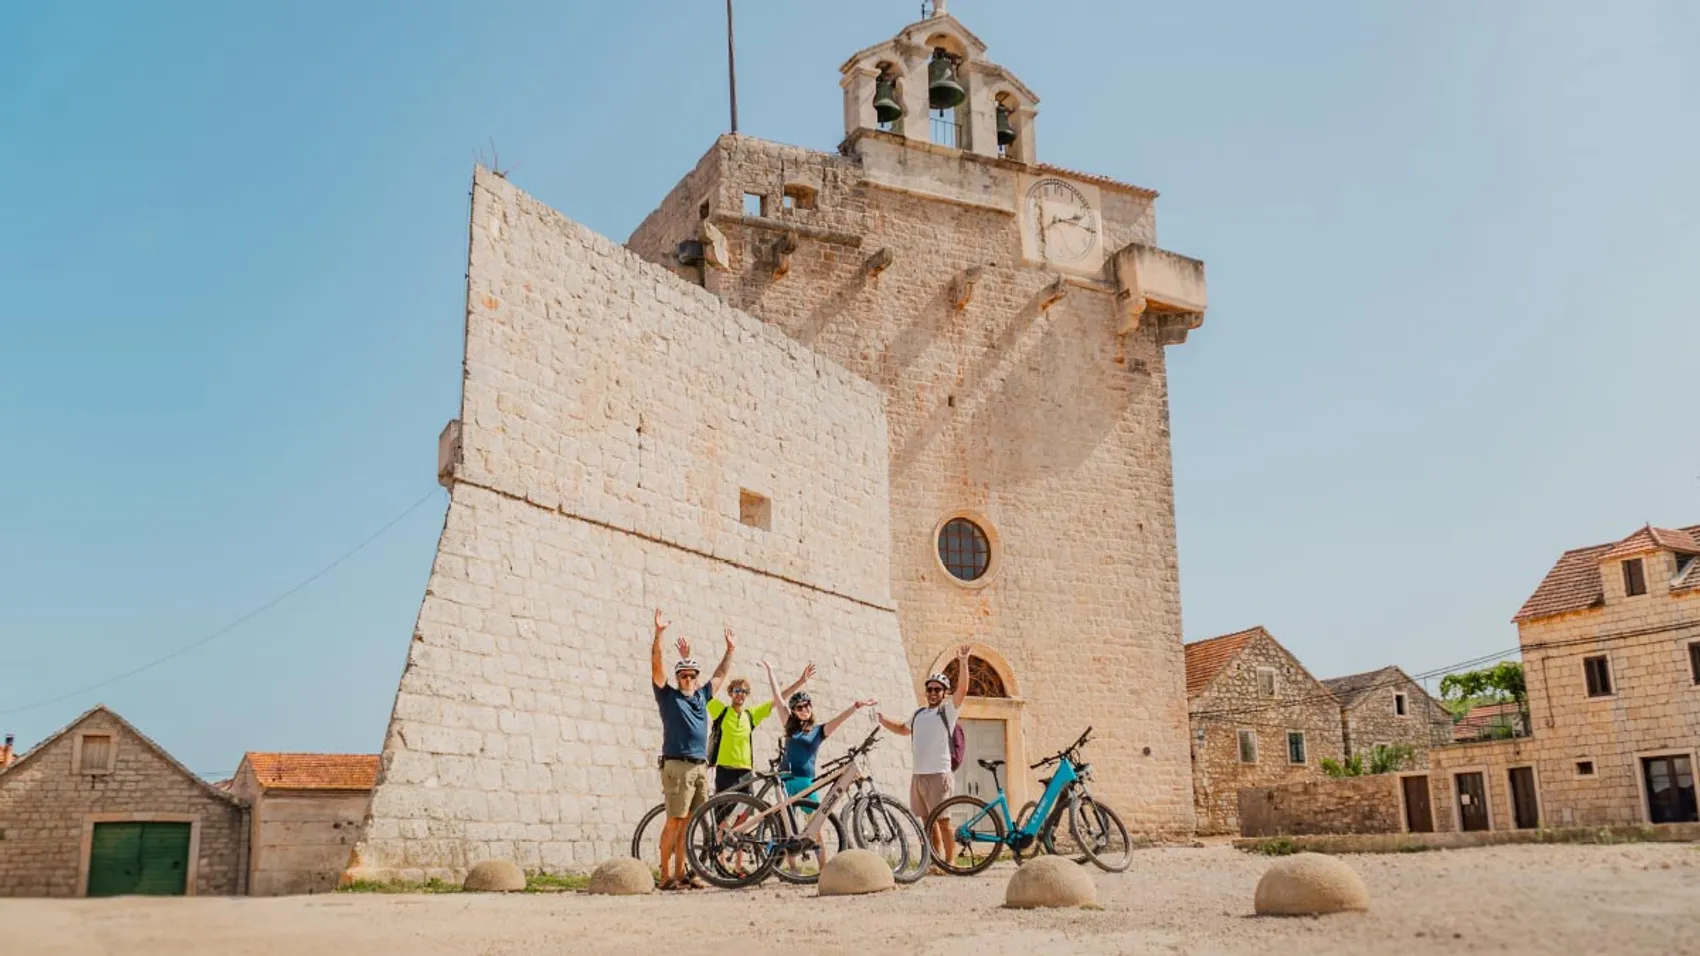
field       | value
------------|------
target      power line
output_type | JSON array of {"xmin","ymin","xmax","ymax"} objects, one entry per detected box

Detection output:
[
  {"xmin": 0, "ymin": 488, "xmax": 444, "ymax": 717},
  {"xmin": 1190, "ymin": 646, "xmax": 1522, "ymax": 722}
]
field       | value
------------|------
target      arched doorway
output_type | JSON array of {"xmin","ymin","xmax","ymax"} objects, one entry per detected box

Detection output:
[{"xmin": 928, "ymin": 646, "xmax": 1028, "ymax": 807}]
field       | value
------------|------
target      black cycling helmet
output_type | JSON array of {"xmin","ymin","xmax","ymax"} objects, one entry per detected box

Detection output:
[{"xmin": 788, "ymin": 691, "xmax": 813, "ymax": 709}]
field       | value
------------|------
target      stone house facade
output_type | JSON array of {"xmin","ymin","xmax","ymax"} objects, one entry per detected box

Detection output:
[
  {"xmin": 0, "ymin": 706, "xmax": 247, "ymax": 897},
  {"xmin": 1185, "ymin": 627, "xmax": 1345, "ymax": 835},
  {"xmin": 1422, "ymin": 523, "xmax": 1700, "ymax": 834},
  {"xmin": 1321, "ymin": 666, "xmax": 1452, "ymax": 765},
  {"xmin": 354, "ymin": 6, "xmax": 1211, "ymax": 877},
  {"xmin": 230, "ymin": 753, "xmax": 377, "ymax": 895}
]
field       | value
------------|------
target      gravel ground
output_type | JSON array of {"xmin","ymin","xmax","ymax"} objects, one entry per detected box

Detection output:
[{"xmin": 9, "ymin": 843, "xmax": 1700, "ymax": 956}]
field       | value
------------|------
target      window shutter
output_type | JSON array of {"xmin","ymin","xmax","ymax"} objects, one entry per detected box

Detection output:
[{"xmin": 80, "ymin": 734, "xmax": 113, "ymax": 773}]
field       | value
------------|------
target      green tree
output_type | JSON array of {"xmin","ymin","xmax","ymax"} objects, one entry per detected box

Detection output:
[
  {"xmin": 1321, "ymin": 744, "xmax": 1413, "ymax": 778},
  {"xmin": 1438, "ymin": 660, "xmax": 1527, "ymax": 735}
]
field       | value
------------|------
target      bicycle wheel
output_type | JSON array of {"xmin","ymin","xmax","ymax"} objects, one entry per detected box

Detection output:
[
  {"xmin": 924, "ymin": 795, "xmax": 1005, "ymax": 875},
  {"xmin": 1010, "ymin": 800, "xmax": 1048, "ymax": 863},
  {"xmin": 771, "ymin": 810, "xmax": 846, "ymax": 885},
  {"xmin": 630, "ymin": 803, "xmax": 668, "ymax": 875},
  {"xmin": 851, "ymin": 793, "xmax": 930, "ymax": 884},
  {"xmin": 1068, "ymin": 793, "xmax": 1132, "ymax": 872},
  {"xmin": 685, "ymin": 792, "xmax": 778, "ymax": 889}
]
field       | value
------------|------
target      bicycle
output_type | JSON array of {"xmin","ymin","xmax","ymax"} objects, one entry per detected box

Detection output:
[
  {"xmin": 683, "ymin": 728, "xmax": 930, "ymax": 888},
  {"xmin": 924, "ymin": 726, "xmax": 1133, "ymax": 874},
  {"xmin": 630, "ymin": 748, "xmax": 791, "ymax": 875}
]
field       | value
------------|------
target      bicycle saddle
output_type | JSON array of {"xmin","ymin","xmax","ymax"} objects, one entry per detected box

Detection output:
[{"xmin": 977, "ymin": 759, "xmax": 1005, "ymax": 770}]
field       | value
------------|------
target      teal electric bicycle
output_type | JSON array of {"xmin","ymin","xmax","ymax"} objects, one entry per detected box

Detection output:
[{"xmin": 923, "ymin": 726, "xmax": 1133, "ymax": 874}]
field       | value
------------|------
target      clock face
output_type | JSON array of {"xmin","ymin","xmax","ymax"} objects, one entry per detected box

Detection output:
[{"xmin": 1025, "ymin": 178, "xmax": 1100, "ymax": 265}]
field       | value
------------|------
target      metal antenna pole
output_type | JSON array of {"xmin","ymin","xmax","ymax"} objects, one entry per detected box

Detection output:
[{"xmin": 726, "ymin": 0, "xmax": 739, "ymax": 133}]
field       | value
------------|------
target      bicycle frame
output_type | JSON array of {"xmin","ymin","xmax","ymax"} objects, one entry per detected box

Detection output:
[
  {"xmin": 721, "ymin": 749, "xmax": 865, "ymax": 850},
  {"xmin": 954, "ymin": 754, "xmax": 1079, "ymax": 844}
]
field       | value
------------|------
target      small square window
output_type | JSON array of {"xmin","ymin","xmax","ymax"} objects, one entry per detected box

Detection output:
[
  {"xmin": 1256, "ymin": 668, "xmax": 1276, "ymax": 698},
  {"xmin": 1583, "ymin": 655, "xmax": 1613, "ymax": 697},
  {"xmin": 1690, "ymin": 642, "xmax": 1700, "ymax": 686},
  {"xmin": 1286, "ymin": 731, "xmax": 1307, "ymax": 765},
  {"xmin": 78, "ymin": 734, "xmax": 114, "ymax": 774},
  {"xmin": 1237, "ymin": 730, "xmax": 1257, "ymax": 764},
  {"xmin": 1576, "ymin": 760, "xmax": 1595, "ymax": 777},
  {"xmin": 738, "ymin": 489, "xmax": 771, "ymax": 532},
  {"xmin": 697, "ymin": 199, "xmax": 710, "ymax": 219},
  {"xmin": 1394, "ymin": 693, "xmax": 1408, "ymax": 716},
  {"xmin": 781, "ymin": 185, "xmax": 817, "ymax": 211},
  {"xmin": 743, "ymin": 192, "xmax": 766, "ymax": 217},
  {"xmin": 1623, "ymin": 558, "xmax": 1647, "ymax": 596}
]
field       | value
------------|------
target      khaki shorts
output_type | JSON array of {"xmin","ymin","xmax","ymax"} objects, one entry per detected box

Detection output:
[
  {"xmin": 910, "ymin": 772, "xmax": 955, "ymax": 821},
  {"xmin": 661, "ymin": 759, "xmax": 709, "ymax": 818}
]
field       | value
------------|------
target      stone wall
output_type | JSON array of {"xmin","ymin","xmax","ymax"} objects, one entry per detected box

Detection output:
[
  {"xmin": 1237, "ymin": 775, "xmax": 1403, "ymax": 837},
  {"xmin": 229, "ymin": 768, "xmax": 369, "ymax": 896},
  {"xmin": 349, "ymin": 169, "xmax": 914, "ymax": 881},
  {"xmin": 629, "ymin": 132, "xmax": 1198, "ymax": 833},
  {"xmin": 1189, "ymin": 633, "xmax": 1345, "ymax": 835},
  {"xmin": 1427, "ymin": 545, "xmax": 1700, "ymax": 832},
  {"xmin": 0, "ymin": 709, "xmax": 246, "ymax": 897},
  {"xmin": 1339, "ymin": 670, "xmax": 1453, "ymax": 765}
]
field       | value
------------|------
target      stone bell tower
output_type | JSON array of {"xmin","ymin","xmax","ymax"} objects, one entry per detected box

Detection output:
[{"xmin": 627, "ymin": 4, "xmax": 1209, "ymax": 835}]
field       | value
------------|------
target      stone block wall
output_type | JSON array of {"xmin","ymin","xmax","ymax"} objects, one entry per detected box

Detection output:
[
  {"xmin": 0, "ymin": 710, "xmax": 246, "ymax": 897},
  {"xmin": 349, "ymin": 168, "xmax": 914, "ymax": 881},
  {"xmin": 629, "ymin": 132, "xmax": 1197, "ymax": 835},
  {"xmin": 229, "ymin": 765, "xmax": 370, "ymax": 896},
  {"xmin": 1237, "ymin": 775, "xmax": 1403, "ymax": 837},
  {"xmin": 1340, "ymin": 671, "xmax": 1454, "ymax": 765},
  {"xmin": 1189, "ymin": 633, "xmax": 1345, "ymax": 835}
]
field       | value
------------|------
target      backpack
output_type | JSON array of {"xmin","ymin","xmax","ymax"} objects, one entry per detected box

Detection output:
[{"xmin": 916, "ymin": 706, "xmax": 966, "ymax": 772}]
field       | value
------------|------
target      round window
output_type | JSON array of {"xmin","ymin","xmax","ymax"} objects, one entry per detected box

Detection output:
[{"xmin": 937, "ymin": 517, "xmax": 991, "ymax": 582}]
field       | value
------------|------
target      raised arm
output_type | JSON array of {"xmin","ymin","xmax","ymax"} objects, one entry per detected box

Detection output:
[
  {"xmin": 876, "ymin": 712, "xmax": 912, "ymax": 736},
  {"xmin": 951, "ymin": 644, "xmax": 972, "ymax": 711},
  {"xmin": 712, "ymin": 626, "xmax": 737, "ymax": 687},
  {"xmin": 761, "ymin": 660, "xmax": 785, "ymax": 706},
  {"xmin": 650, "ymin": 609, "xmax": 668, "ymax": 688},
  {"xmin": 823, "ymin": 699, "xmax": 876, "ymax": 738},
  {"xmin": 779, "ymin": 662, "xmax": 816, "ymax": 702}
]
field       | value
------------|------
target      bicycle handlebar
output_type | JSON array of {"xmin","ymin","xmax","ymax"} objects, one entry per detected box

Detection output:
[{"xmin": 1029, "ymin": 726, "xmax": 1094, "ymax": 769}]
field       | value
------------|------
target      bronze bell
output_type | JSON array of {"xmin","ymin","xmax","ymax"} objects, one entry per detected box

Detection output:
[
  {"xmin": 874, "ymin": 75, "xmax": 903, "ymax": 124},
  {"xmin": 928, "ymin": 49, "xmax": 966, "ymax": 110},
  {"xmin": 995, "ymin": 104, "xmax": 1016, "ymax": 146}
]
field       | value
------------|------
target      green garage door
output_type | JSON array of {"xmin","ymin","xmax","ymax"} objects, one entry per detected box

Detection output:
[{"xmin": 87, "ymin": 822, "xmax": 192, "ymax": 897}]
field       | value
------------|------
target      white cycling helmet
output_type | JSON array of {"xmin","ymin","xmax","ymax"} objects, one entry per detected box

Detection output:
[
  {"xmin": 925, "ymin": 673, "xmax": 951, "ymax": 691},
  {"xmin": 674, "ymin": 658, "xmax": 702, "ymax": 677}
]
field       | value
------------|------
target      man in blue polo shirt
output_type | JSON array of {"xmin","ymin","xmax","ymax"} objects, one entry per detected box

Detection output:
[{"xmin": 650, "ymin": 608, "xmax": 734, "ymax": 890}]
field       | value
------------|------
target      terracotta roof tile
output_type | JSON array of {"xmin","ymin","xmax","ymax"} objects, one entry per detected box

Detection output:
[
  {"xmin": 1183, "ymin": 627, "xmax": 1263, "ymax": 698},
  {"xmin": 243, "ymin": 753, "xmax": 379, "ymax": 791},
  {"xmin": 1513, "ymin": 523, "xmax": 1700, "ymax": 623},
  {"xmin": 1452, "ymin": 702, "xmax": 1524, "ymax": 742},
  {"xmin": 1603, "ymin": 525, "xmax": 1700, "ymax": 561}
]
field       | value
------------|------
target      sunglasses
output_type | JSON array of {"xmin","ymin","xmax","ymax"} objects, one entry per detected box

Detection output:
[
  {"xmin": 730, "ymin": 688, "xmax": 749, "ymax": 696},
  {"xmin": 926, "ymin": 685, "xmax": 946, "ymax": 693},
  {"xmin": 793, "ymin": 702, "xmax": 813, "ymax": 710}
]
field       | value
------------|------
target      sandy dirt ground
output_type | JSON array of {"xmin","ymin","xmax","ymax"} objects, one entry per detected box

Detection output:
[{"xmin": 9, "ymin": 844, "xmax": 1700, "ymax": 956}]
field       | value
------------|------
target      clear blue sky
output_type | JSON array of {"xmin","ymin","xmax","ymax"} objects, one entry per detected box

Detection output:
[{"xmin": 2, "ymin": 1, "xmax": 1695, "ymax": 777}]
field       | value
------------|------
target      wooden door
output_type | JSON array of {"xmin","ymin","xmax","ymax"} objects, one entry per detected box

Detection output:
[
  {"xmin": 87, "ymin": 822, "xmax": 191, "ymax": 897},
  {"xmin": 1455, "ymin": 772, "xmax": 1490, "ymax": 831},
  {"xmin": 954, "ymin": 719, "xmax": 1005, "ymax": 800},
  {"xmin": 1508, "ymin": 767, "xmax": 1539, "ymax": 829},
  {"xmin": 1643, "ymin": 755, "xmax": 1699, "ymax": 824},
  {"xmin": 1401, "ymin": 775, "xmax": 1434, "ymax": 833}
]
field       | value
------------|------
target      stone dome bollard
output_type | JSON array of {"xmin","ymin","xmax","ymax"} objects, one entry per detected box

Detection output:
[
  {"xmin": 1004, "ymin": 856, "xmax": 1098, "ymax": 909},
  {"xmin": 1254, "ymin": 853, "xmax": 1370, "ymax": 916},
  {"xmin": 462, "ymin": 859, "xmax": 527, "ymax": 892},
  {"xmin": 817, "ymin": 849, "xmax": 896, "ymax": 897},
  {"xmin": 587, "ymin": 857, "xmax": 654, "ymax": 896}
]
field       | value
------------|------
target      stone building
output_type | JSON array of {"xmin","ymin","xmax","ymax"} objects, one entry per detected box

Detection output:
[
  {"xmin": 230, "ymin": 752, "xmax": 377, "ymax": 895},
  {"xmin": 1321, "ymin": 666, "xmax": 1452, "ymax": 763},
  {"xmin": 1184, "ymin": 627, "xmax": 1345, "ymax": 835},
  {"xmin": 0, "ymin": 706, "xmax": 247, "ymax": 897},
  {"xmin": 1422, "ymin": 523, "xmax": 1700, "ymax": 834},
  {"xmin": 352, "ymin": 4, "xmax": 1209, "ymax": 878}
]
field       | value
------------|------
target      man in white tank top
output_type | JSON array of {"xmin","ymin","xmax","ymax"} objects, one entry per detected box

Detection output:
[{"xmin": 878, "ymin": 644, "xmax": 971, "ymax": 869}]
